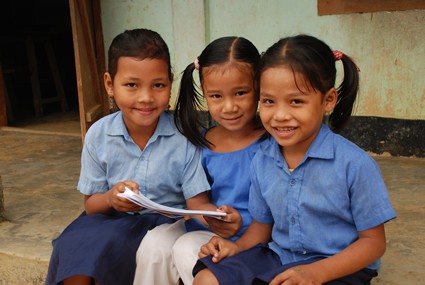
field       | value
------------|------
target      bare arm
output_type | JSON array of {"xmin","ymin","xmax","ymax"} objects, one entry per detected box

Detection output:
[
  {"xmin": 185, "ymin": 192, "xmax": 218, "ymax": 224},
  {"xmin": 84, "ymin": 180, "xmax": 142, "ymax": 215},
  {"xmin": 270, "ymin": 224, "xmax": 387, "ymax": 285},
  {"xmin": 186, "ymin": 193, "xmax": 243, "ymax": 238},
  {"xmin": 199, "ymin": 220, "xmax": 273, "ymax": 262}
]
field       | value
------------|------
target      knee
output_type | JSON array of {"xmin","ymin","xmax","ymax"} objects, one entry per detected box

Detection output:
[
  {"xmin": 193, "ymin": 269, "xmax": 219, "ymax": 285},
  {"xmin": 172, "ymin": 236, "xmax": 186, "ymax": 258},
  {"xmin": 136, "ymin": 229, "xmax": 168, "ymax": 263}
]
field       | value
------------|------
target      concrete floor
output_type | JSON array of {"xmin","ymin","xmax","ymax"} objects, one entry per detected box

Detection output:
[{"xmin": 0, "ymin": 115, "xmax": 424, "ymax": 285}]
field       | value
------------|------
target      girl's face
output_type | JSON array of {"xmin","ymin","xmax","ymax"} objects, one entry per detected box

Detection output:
[
  {"xmin": 259, "ymin": 66, "xmax": 336, "ymax": 155},
  {"xmin": 104, "ymin": 57, "xmax": 172, "ymax": 135},
  {"xmin": 201, "ymin": 64, "xmax": 257, "ymax": 133}
]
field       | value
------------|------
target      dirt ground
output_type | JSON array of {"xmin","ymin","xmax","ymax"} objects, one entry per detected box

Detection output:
[
  {"xmin": 0, "ymin": 253, "xmax": 47, "ymax": 285},
  {"xmin": 0, "ymin": 126, "xmax": 424, "ymax": 285}
]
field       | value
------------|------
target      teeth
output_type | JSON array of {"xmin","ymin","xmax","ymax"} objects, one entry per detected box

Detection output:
[{"xmin": 276, "ymin": 127, "xmax": 294, "ymax": 131}]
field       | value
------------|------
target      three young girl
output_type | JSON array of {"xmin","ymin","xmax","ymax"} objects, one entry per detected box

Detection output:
[
  {"xmin": 193, "ymin": 35, "xmax": 396, "ymax": 285},
  {"xmin": 133, "ymin": 36, "xmax": 265, "ymax": 285},
  {"xmin": 46, "ymin": 28, "xmax": 395, "ymax": 285}
]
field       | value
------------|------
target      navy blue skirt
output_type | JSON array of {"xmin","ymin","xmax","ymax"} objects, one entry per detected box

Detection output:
[
  {"xmin": 45, "ymin": 211, "xmax": 175, "ymax": 285},
  {"xmin": 193, "ymin": 244, "xmax": 377, "ymax": 285}
]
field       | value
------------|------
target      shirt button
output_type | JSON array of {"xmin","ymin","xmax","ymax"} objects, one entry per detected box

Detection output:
[
  {"xmin": 290, "ymin": 217, "xmax": 295, "ymax": 224},
  {"xmin": 302, "ymin": 251, "xmax": 307, "ymax": 255},
  {"xmin": 290, "ymin": 179, "xmax": 296, "ymax": 186},
  {"xmin": 140, "ymin": 156, "xmax": 145, "ymax": 161}
]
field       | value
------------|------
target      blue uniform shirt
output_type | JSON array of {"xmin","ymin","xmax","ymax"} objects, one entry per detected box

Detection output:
[
  {"xmin": 202, "ymin": 139, "xmax": 262, "ymax": 240},
  {"xmin": 185, "ymin": 138, "xmax": 262, "ymax": 241},
  {"xmin": 77, "ymin": 111, "xmax": 210, "ymax": 212},
  {"xmin": 249, "ymin": 124, "xmax": 396, "ymax": 270}
]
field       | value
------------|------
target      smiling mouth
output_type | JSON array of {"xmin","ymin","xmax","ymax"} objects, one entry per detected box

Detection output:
[
  {"xmin": 223, "ymin": 115, "xmax": 242, "ymax": 121},
  {"xmin": 135, "ymin": 108, "xmax": 155, "ymax": 115},
  {"xmin": 275, "ymin": 127, "xmax": 296, "ymax": 131}
]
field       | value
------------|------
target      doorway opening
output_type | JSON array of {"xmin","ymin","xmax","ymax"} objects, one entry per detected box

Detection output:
[{"xmin": 0, "ymin": 0, "xmax": 80, "ymax": 135}]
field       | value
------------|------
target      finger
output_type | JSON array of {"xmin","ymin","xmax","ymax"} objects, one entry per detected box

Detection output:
[
  {"xmin": 213, "ymin": 246, "xmax": 231, "ymax": 263},
  {"xmin": 269, "ymin": 272, "xmax": 290, "ymax": 285},
  {"xmin": 114, "ymin": 182, "xmax": 127, "ymax": 193},
  {"xmin": 199, "ymin": 244, "xmax": 212, "ymax": 258},
  {"xmin": 205, "ymin": 241, "xmax": 220, "ymax": 257},
  {"xmin": 123, "ymin": 181, "xmax": 139, "ymax": 192}
]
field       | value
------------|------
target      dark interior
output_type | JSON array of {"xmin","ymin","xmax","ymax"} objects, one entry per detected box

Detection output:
[{"xmin": 0, "ymin": 0, "xmax": 78, "ymax": 126}]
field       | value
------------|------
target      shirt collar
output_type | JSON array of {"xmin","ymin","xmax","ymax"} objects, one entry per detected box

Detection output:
[
  {"xmin": 306, "ymin": 124, "xmax": 334, "ymax": 160},
  {"xmin": 262, "ymin": 124, "xmax": 335, "ymax": 164},
  {"xmin": 106, "ymin": 111, "xmax": 175, "ymax": 142}
]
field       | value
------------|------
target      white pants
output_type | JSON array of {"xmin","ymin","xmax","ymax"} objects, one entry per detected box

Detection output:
[
  {"xmin": 133, "ymin": 220, "xmax": 186, "ymax": 285},
  {"xmin": 173, "ymin": 230, "xmax": 216, "ymax": 285},
  {"xmin": 133, "ymin": 219, "xmax": 217, "ymax": 285}
]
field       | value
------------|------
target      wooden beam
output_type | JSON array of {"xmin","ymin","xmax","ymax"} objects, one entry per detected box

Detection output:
[{"xmin": 318, "ymin": 0, "xmax": 425, "ymax": 15}]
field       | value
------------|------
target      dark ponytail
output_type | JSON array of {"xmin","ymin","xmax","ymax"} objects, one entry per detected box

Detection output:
[
  {"xmin": 174, "ymin": 62, "xmax": 210, "ymax": 147},
  {"xmin": 330, "ymin": 54, "xmax": 360, "ymax": 132}
]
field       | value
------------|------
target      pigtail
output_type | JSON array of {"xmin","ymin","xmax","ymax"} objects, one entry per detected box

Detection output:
[
  {"xmin": 329, "ymin": 54, "xmax": 360, "ymax": 133},
  {"xmin": 174, "ymin": 63, "xmax": 210, "ymax": 147}
]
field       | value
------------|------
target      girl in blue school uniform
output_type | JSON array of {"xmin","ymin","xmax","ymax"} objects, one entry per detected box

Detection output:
[
  {"xmin": 133, "ymin": 36, "xmax": 266, "ymax": 285},
  {"xmin": 193, "ymin": 34, "xmax": 397, "ymax": 285},
  {"xmin": 44, "ymin": 28, "xmax": 218, "ymax": 285}
]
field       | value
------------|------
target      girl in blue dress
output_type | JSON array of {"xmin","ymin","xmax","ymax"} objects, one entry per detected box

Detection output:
[
  {"xmin": 193, "ymin": 34, "xmax": 397, "ymax": 285},
  {"xmin": 45, "ymin": 28, "xmax": 213, "ymax": 285},
  {"xmin": 133, "ymin": 36, "xmax": 266, "ymax": 285}
]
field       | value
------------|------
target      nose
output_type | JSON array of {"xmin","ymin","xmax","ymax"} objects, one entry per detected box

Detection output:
[
  {"xmin": 222, "ymin": 97, "xmax": 237, "ymax": 113},
  {"xmin": 273, "ymin": 105, "xmax": 291, "ymax": 121},
  {"xmin": 137, "ymin": 88, "xmax": 154, "ymax": 103}
]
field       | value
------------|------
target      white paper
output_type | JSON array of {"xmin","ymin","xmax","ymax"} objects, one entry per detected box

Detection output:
[{"xmin": 118, "ymin": 187, "xmax": 227, "ymax": 219}]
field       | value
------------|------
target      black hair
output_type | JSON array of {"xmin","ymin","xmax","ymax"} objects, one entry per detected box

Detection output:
[
  {"xmin": 107, "ymin": 28, "xmax": 171, "ymax": 80},
  {"xmin": 257, "ymin": 34, "xmax": 359, "ymax": 133},
  {"xmin": 174, "ymin": 36, "xmax": 261, "ymax": 147}
]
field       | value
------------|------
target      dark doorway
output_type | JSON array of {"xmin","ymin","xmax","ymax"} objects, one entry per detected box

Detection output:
[{"xmin": 0, "ymin": 0, "xmax": 79, "ymax": 133}]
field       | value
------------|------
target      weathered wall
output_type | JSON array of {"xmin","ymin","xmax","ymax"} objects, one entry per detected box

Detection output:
[
  {"xmin": 99, "ymin": 0, "xmax": 425, "ymax": 156},
  {"xmin": 100, "ymin": 0, "xmax": 425, "ymax": 121}
]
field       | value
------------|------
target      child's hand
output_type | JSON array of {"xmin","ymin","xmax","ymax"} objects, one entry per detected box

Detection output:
[
  {"xmin": 204, "ymin": 205, "xmax": 242, "ymax": 238},
  {"xmin": 269, "ymin": 264, "xmax": 322, "ymax": 285},
  {"xmin": 198, "ymin": 236, "xmax": 240, "ymax": 263},
  {"xmin": 109, "ymin": 181, "xmax": 143, "ymax": 213}
]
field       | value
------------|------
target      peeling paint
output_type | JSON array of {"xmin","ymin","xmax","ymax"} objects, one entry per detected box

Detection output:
[{"xmin": 100, "ymin": 0, "xmax": 425, "ymax": 120}]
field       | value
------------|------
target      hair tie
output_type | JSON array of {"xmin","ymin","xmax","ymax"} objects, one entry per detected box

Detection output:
[
  {"xmin": 333, "ymin": 50, "xmax": 360, "ymax": 72},
  {"xmin": 333, "ymin": 50, "xmax": 343, "ymax": 61},
  {"xmin": 194, "ymin": 57, "xmax": 200, "ymax": 70}
]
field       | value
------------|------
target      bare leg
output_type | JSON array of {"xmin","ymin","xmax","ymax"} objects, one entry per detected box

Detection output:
[
  {"xmin": 63, "ymin": 275, "xmax": 93, "ymax": 285},
  {"xmin": 193, "ymin": 269, "xmax": 219, "ymax": 285}
]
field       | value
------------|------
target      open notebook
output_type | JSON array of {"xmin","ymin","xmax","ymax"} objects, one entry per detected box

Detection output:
[{"xmin": 118, "ymin": 187, "xmax": 227, "ymax": 219}]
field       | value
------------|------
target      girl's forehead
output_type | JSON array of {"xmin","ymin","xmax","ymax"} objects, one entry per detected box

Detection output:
[
  {"xmin": 261, "ymin": 66, "xmax": 313, "ymax": 93},
  {"xmin": 203, "ymin": 62, "xmax": 252, "ymax": 76}
]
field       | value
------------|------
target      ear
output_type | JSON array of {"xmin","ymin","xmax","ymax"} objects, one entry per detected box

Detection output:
[
  {"xmin": 324, "ymin": 87, "xmax": 338, "ymax": 113},
  {"xmin": 104, "ymin": 72, "xmax": 114, "ymax": 97}
]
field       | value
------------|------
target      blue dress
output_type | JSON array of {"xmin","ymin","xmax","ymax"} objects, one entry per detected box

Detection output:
[
  {"xmin": 184, "ymin": 134, "xmax": 263, "ymax": 241},
  {"xmin": 45, "ymin": 112, "xmax": 210, "ymax": 285}
]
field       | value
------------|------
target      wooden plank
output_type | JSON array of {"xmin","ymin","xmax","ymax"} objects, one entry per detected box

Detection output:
[
  {"xmin": 69, "ymin": 0, "xmax": 106, "ymax": 140},
  {"xmin": 318, "ymin": 0, "xmax": 425, "ymax": 15},
  {"xmin": 85, "ymin": 104, "xmax": 102, "ymax": 122}
]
